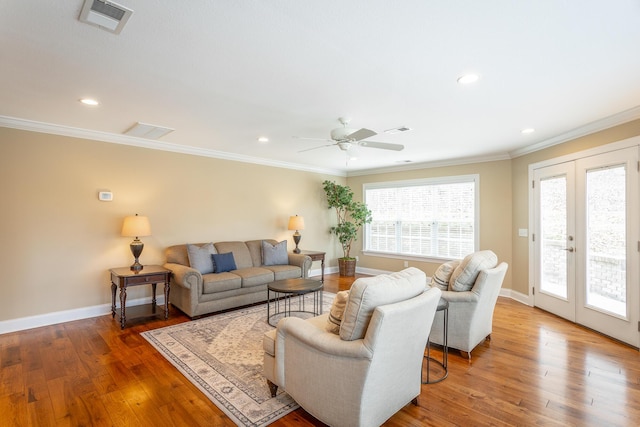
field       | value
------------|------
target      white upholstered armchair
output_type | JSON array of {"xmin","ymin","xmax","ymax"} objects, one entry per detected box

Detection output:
[
  {"xmin": 429, "ymin": 260, "xmax": 508, "ymax": 359},
  {"xmin": 263, "ymin": 268, "xmax": 441, "ymax": 427}
]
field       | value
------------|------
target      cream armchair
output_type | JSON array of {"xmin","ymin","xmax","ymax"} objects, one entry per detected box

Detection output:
[
  {"xmin": 429, "ymin": 262, "xmax": 508, "ymax": 359},
  {"xmin": 263, "ymin": 268, "xmax": 441, "ymax": 427}
]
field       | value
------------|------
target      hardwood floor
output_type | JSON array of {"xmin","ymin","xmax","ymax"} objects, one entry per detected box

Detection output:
[{"xmin": 1, "ymin": 273, "xmax": 639, "ymax": 426}]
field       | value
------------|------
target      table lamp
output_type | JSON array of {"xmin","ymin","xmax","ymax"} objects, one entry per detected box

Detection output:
[
  {"xmin": 121, "ymin": 214, "xmax": 151, "ymax": 271},
  {"xmin": 288, "ymin": 215, "xmax": 305, "ymax": 254}
]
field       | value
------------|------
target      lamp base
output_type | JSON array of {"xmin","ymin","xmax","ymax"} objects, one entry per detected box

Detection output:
[
  {"xmin": 130, "ymin": 260, "xmax": 144, "ymax": 272},
  {"xmin": 130, "ymin": 239, "xmax": 144, "ymax": 272},
  {"xmin": 293, "ymin": 233, "xmax": 301, "ymax": 254}
]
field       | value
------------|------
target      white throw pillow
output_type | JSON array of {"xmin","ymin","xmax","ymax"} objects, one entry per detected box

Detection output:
[
  {"xmin": 339, "ymin": 267, "xmax": 426, "ymax": 341},
  {"xmin": 431, "ymin": 260, "xmax": 460, "ymax": 290},
  {"xmin": 326, "ymin": 290, "xmax": 350, "ymax": 334},
  {"xmin": 449, "ymin": 250, "xmax": 498, "ymax": 292}
]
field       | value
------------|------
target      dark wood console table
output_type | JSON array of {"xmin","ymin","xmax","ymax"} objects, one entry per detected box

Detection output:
[
  {"xmin": 299, "ymin": 250, "xmax": 326, "ymax": 283},
  {"xmin": 110, "ymin": 265, "xmax": 171, "ymax": 329}
]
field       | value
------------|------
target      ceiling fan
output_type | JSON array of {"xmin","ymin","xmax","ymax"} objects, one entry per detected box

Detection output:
[{"xmin": 295, "ymin": 117, "xmax": 406, "ymax": 154}]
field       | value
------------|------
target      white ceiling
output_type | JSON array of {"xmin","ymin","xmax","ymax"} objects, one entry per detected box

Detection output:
[{"xmin": 2, "ymin": 1, "xmax": 640, "ymax": 175}]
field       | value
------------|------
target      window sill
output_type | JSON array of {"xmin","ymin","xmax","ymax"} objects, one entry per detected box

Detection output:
[{"xmin": 362, "ymin": 251, "xmax": 457, "ymax": 264}]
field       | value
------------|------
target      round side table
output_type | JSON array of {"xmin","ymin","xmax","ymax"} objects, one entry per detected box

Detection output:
[{"xmin": 423, "ymin": 297, "xmax": 448, "ymax": 384}]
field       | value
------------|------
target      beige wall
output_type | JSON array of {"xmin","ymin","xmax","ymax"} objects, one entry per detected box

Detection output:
[
  {"xmin": 0, "ymin": 127, "xmax": 343, "ymax": 322},
  {"xmin": 347, "ymin": 160, "xmax": 513, "ymax": 289},
  {"xmin": 3, "ymin": 118, "xmax": 640, "ymax": 325}
]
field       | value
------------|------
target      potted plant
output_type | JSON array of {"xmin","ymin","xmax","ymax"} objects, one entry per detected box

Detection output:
[{"xmin": 322, "ymin": 180, "xmax": 373, "ymax": 276}]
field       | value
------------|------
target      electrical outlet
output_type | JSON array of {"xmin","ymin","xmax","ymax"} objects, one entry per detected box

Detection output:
[
  {"xmin": 404, "ymin": 261, "xmax": 409, "ymax": 267},
  {"xmin": 356, "ymin": 256, "xmax": 359, "ymax": 261}
]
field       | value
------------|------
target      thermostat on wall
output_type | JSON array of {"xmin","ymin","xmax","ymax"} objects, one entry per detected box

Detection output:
[{"xmin": 98, "ymin": 191, "xmax": 113, "ymax": 201}]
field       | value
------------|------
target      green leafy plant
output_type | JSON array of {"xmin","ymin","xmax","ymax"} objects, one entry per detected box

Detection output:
[{"xmin": 322, "ymin": 180, "xmax": 373, "ymax": 259}]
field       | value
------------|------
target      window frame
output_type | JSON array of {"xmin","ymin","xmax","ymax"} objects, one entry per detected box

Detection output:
[{"xmin": 362, "ymin": 174, "xmax": 480, "ymax": 263}]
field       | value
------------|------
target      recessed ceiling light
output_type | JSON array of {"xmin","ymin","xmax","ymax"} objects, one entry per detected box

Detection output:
[
  {"xmin": 521, "ymin": 128, "xmax": 535, "ymax": 135},
  {"xmin": 257, "ymin": 136, "xmax": 269, "ymax": 143},
  {"xmin": 80, "ymin": 98, "xmax": 100, "ymax": 106},
  {"xmin": 457, "ymin": 74, "xmax": 479, "ymax": 85}
]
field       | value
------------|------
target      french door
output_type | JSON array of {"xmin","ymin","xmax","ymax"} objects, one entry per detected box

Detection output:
[{"xmin": 533, "ymin": 146, "xmax": 639, "ymax": 347}]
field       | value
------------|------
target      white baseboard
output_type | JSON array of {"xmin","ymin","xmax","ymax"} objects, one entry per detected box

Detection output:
[{"xmin": 0, "ymin": 295, "xmax": 165, "ymax": 335}]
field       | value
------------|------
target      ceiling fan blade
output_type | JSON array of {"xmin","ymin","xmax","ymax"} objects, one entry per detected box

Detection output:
[
  {"xmin": 298, "ymin": 144, "xmax": 334, "ymax": 153},
  {"xmin": 358, "ymin": 141, "xmax": 405, "ymax": 151},
  {"xmin": 346, "ymin": 128, "xmax": 377, "ymax": 141}
]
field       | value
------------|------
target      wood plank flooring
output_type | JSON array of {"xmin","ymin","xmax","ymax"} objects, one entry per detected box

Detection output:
[{"xmin": 1, "ymin": 273, "xmax": 639, "ymax": 426}]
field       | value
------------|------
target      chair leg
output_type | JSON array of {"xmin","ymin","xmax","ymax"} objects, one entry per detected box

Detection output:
[
  {"xmin": 267, "ymin": 380, "xmax": 278, "ymax": 397},
  {"xmin": 412, "ymin": 397, "xmax": 419, "ymax": 406},
  {"xmin": 460, "ymin": 350, "xmax": 471, "ymax": 360}
]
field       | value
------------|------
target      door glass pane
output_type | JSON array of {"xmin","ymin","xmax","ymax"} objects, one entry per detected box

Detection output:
[
  {"xmin": 540, "ymin": 176, "xmax": 568, "ymax": 298},
  {"xmin": 585, "ymin": 166, "xmax": 626, "ymax": 317}
]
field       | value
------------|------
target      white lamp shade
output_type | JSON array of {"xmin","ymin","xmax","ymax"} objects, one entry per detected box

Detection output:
[
  {"xmin": 288, "ymin": 215, "xmax": 305, "ymax": 231},
  {"xmin": 121, "ymin": 215, "xmax": 151, "ymax": 237}
]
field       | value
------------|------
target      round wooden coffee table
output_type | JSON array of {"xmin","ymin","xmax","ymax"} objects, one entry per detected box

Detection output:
[{"xmin": 267, "ymin": 278, "xmax": 323, "ymax": 326}]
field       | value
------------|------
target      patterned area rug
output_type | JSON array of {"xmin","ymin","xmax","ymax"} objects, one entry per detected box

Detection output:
[{"xmin": 141, "ymin": 292, "xmax": 335, "ymax": 427}]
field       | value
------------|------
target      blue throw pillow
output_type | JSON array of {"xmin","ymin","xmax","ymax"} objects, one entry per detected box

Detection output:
[
  {"xmin": 211, "ymin": 252, "xmax": 237, "ymax": 273},
  {"xmin": 262, "ymin": 240, "xmax": 288, "ymax": 266}
]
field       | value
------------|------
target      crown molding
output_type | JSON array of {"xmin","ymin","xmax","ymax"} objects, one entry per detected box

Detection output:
[
  {"xmin": 0, "ymin": 115, "xmax": 346, "ymax": 177},
  {"xmin": 509, "ymin": 105, "xmax": 640, "ymax": 158},
  {"xmin": 4, "ymin": 105, "xmax": 639, "ymax": 178},
  {"xmin": 347, "ymin": 153, "xmax": 511, "ymax": 177}
]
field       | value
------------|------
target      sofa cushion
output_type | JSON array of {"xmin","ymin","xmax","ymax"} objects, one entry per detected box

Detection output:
[
  {"xmin": 166, "ymin": 244, "xmax": 190, "ymax": 266},
  {"xmin": 262, "ymin": 264, "xmax": 301, "ymax": 280},
  {"xmin": 233, "ymin": 267, "xmax": 274, "ymax": 288},
  {"xmin": 431, "ymin": 260, "xmax": 460, "ymax": 291},
  {"xmin": 186, "ymin": 243, "xmax": 217, "ymax": 274},
  {"xmin": 202, "ymin": 272, "xmax": 242, "ymax": 293},
  {"xmin": 449, "ymin": 250, "xmax": 498, "ymax": 292},
  {"xmin": 340, "ymin": 267, "xmax": 426, "ymax": 341},
  {"xmin": 326, "ymin": 290, "xmax": 350, "ymax": 334},
  {"xmin": 211, "ymin": 252, "xmax": 237, "ymax": 273},
  {"xmin": 246, "ymin": 239, "xmax": 274, "ymax": 267},
  {"xmin": 215, "ymin": 241, "xmax": 253, "ymax": 269},
  {"xmin": 262, "ymin": 240, "xmax": 288, "ymax": 266}
]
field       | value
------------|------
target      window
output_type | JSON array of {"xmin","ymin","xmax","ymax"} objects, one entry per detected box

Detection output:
[{"xmin": 363, "ymin": 175, "xmax": 478, "ymax": 261}]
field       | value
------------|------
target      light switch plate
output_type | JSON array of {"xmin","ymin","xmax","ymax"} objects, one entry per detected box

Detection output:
[{"xmin": 518, "ymin": 228, "xmax": 528, "ymax": 237}]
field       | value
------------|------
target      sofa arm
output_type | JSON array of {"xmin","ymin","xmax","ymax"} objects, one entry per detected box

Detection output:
[
  {"xmin": 163, "ymin": 262, "xmax": 201, "ymax": 290},
  {"xmin": 287, "ymin": 254, "xmax": 312, "ymax": 278}
]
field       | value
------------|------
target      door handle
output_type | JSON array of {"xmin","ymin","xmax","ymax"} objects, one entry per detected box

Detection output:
[{"xmin": 563, "ymin": 247, "xmax": 574, "ymax": 252}]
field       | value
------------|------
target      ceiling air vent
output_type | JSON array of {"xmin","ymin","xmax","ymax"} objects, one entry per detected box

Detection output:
[
  {"xmin": 79, "ymin": 0, "xmax": 133, "ymax": 34},
  {"xmin": 124, "ymin": 122, "xmax": 174, "ymax": 140}
]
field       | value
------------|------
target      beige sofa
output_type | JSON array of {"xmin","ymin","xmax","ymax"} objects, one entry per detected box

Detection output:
[
  {"xmin": 164, "ymin": 239, "xmax": 312, "ymax": 318},
  {"xmin": 263, "ymin": 268, "xmax": 441, "ymax": 427}
]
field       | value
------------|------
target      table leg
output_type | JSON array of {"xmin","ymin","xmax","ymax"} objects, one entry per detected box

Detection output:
[
  {"xmin": 321, "ymin": 258, "xmax": 325, "ymax": 283},
  {"xmin": 151, "ymin": 282, "xmax": 157, "ymax": 306},
  {"xmin": 119, "ymin": 285, "xmax": 127, "ymax": 329},
  {"xmin": 111, "ymin": 282, "xmax": 116, "ymax": 318},
  {"xmin": 164, "ymin": 281, "xmax": 170, "ymax": 319}
]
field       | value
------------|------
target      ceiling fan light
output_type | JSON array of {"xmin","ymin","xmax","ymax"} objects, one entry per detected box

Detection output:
[{"xmin": 337, "ymin": 141, "xmax": 352, "ymax": 151}]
